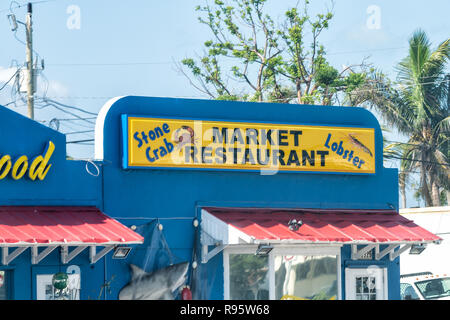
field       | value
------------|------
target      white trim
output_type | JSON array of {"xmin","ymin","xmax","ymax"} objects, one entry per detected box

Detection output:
[
  {"xmin": 0, "ymin": 241, "xmax": 142, "ymax": 247},
  {"xmin": 61, "ymin": 245, "xmax": 89, "ymax": 264},
  {"xmin": 2, "ymin": 247, "xmax": 28, "ymax": 265},
  {"xmin": 345, "ymin": 267, "xmax": 388, "ymax": 300},
  {"xmin": 90, "ymin": 245, "xmax": 115, "ymax": 264},
  {"xmin": 202, "ymin": 244, "xmax": 227, "ymax": 263},
  {"xmin": 400, "ymin": 206, "xmax": 450, "ymax": 215},
  {"xmin": 223, "ymin": 251, "xmax": 229, "ymax": 300},
  {"xmin": 268, "ymin": 253, "xmax": 275, "ymax": 300},
  {"xmin": 375, "ymin": 244, "xmax": 398, "ymax": 260},
  {"xmin": 94, "ymin": 96, "xmax": 126, "ymax": 160},
  {"xmin": 351, "ymin": 244, "xmax": 376, "ymax": 260},
  {"xmin": 201, "ymin": 209, "xmax": 253, "ymax": 245},
  {"xmin": 337, "ymin": 253, "xmax": 342, "ymax": 300},
  {"xmin": 32, "ymin": 246, "xmax": 59, "ymax": 264},
  {"xmin": 389, "ymin": 244, "xmax": 412, "ymax": 261}
]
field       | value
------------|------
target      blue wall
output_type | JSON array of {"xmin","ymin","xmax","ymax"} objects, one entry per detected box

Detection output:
[
  {"xmin": 0, "ymin": 106, "xmax": 102, "ymax": 206},
  {"xmin": 100, "ymin": 97, "xmax": 398, "ymax": 218},
  {"xmin": 340, "ymin": 245, "xmax": 400, "ymax": 300},
  {"xmin": 0, "ymin": 96, "xmax": 400, "ymax": 300},
  {"xmin": 97, "ymin": 96, "xmax": 399, "ymax": 300},
  {"xmin": 0, "ymin": 106, "xmax": 103, "ymax": 299}
]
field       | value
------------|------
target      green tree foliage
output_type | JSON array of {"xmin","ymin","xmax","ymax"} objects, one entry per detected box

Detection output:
[
  {"xmin": 351, "ymin": 30, "xmax": 450, "ymax": 207},
  {"xmin": 179, "ymin": 0, "xmax": 372, "ymax": 105}
]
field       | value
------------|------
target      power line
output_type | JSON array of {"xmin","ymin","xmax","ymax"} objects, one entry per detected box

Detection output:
[
  {"xmin": 0, "ymin": 69, "xmax": 19, "ymax": 91},
  {"xmin": 327, "ymin": 46, "xmax": 407, "ymax": 56},
  {"xmin": 37, "ymin": 98, "xmax": 98, "ymax": 115},
  {"xmin": 37, "ymin": 102, "xmax": 96, "ymax": 124},
  {"xmin": 0, "ymin": 0, "xmax": 55, "ymax": 13},
  {"xmin": 43, "ymin": 47, "xmax": 412, "ymax": 68},
  {"xmin": 67, "ymin": 139, "xmax": 94, "ymax": 144},
  {"xmin": 384, "ymin": 155, "xmax": 449, "ymax": 167},
  {"xmin": 56, "ymin": 117, "xmax": 97, "ymax": 121},
  {"xmin": 42, "ymin": 96, "xmax": 113, "ymax": 100},
  {"xmin": 64, "ymin": 130, "xmax": 95, "ymax": 135},
  {"xmin": 47, "ymin": 62, "xmax": 173, "ymax": 67}
]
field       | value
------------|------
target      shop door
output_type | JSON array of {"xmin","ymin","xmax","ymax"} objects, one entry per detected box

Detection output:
[{"xmin": 345, "ymin": 268, "xmax": 387, "ymax": 300}]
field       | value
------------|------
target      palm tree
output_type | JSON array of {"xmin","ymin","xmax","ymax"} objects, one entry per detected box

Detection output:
[{"xmin": 350, "ymin": 30, "xmax": 450, "ymax": 207}]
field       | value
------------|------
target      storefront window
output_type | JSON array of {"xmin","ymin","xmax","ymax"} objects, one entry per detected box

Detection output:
[
  {"xmin": 229, "ymin": 254, "xmax": 269, "ymax": 300},
  {"xmin": 354, "ymin": 276, "xmax": 376, "ymax": 300},
  {"xmin": 275, "ymin": 255, "xmax": 337, "ymax": 300},
  {"xmin": 36, "ymin": 274, "xmax": 80, "ymax": 300},
  {"xmin": 0, "ymin": 271, "xmax": 11, "ymax": 300},
  {"xmin": 226, "ymin": 247, "xmax": 340, "ymax": 300}
]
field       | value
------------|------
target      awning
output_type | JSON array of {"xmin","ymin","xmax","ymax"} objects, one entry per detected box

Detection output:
[
  {"xmin": 200, "ymin": 207, "xmax": 441, "ymax": 262},
  {"xmin": 0, "ymin": 206, "xmax": 144, "ymax": 265}
]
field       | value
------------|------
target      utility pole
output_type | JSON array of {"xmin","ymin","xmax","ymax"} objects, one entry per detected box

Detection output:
[{"xmin": 25, "ymin": 2, "xmax": 34, "ymax": 120}]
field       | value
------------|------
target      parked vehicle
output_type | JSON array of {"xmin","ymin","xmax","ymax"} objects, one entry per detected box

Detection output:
[{"xmin": 400, "ymin": 272, "xmax": 450, "ymax": 300}]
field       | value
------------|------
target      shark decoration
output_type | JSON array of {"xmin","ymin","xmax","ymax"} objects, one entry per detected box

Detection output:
[{"xmin": 118, "ymin": 262, "xmax": 189, "ymax": 300}]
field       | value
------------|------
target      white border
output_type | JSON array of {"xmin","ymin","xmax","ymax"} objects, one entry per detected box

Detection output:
[
  {"xmin": 345, "ymin": 267, "xmax": 388, "ymax": 300},
  {"xmin": 94, "ymin": 96, "xmax": 126, "ymax": 160}
]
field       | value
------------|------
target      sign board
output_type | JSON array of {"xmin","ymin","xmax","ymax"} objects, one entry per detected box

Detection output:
[
  {"xmin": 0, "ymin": 141, "xmax": 55, "ymax": 181},
  {"xmin": 122, "ymin": 116, "xmax": 375, "ymax": 174}
]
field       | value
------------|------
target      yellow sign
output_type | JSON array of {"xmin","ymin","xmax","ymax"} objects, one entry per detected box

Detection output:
[
  {"xmin": 0, "ymin": 141, "xmax": 55, "ymax": 181},
  {"xmin": 122, "ymin": 116, "xmax": 375, "ymax": 174}
]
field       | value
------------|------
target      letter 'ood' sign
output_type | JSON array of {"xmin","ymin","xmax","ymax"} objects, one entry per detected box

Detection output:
[
  {"xmin": 0, "ymin": 141, "xmax": 55, "ymax": 181},
  {"xmin": 122, "ymin": 116, "xmax": 376, "ymax": 174}
]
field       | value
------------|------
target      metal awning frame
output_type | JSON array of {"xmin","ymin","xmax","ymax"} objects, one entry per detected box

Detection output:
[
  {"xmin": 200, "ymin": 209, "xmax": 441, "ymax": 262},
  {"xmin": 200, "ymin": 239, "xmax": 436, "ymax": 264},
  {"xmin": 1, "ymin": 243, "xmax": 138, "ymax": 265},
  {"xmin": 200, "ymin": 228, "xmax": 228, "ymax": 264},
  {"xmin": 350, "ymin": 242, "xmax": 436, "ymax": 261}
]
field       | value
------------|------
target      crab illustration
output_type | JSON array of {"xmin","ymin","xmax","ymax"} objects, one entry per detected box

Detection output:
[{"xmin": 173, "ymin": 126, "xmax": 197, "ymax": 149}]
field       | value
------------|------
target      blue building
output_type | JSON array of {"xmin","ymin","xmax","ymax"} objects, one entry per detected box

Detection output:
[{"xmin": 0, "ymin": 96, "xmax": 440, "ymax": 300}]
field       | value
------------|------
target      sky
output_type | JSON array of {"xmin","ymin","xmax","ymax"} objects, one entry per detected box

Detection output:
[{"xmin": 0, "ymin": 0, "xmax": 449, "ymax": 208}]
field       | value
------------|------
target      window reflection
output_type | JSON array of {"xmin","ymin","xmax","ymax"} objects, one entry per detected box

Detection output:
[
  {"xmin": 275, "ymin": 255, "xmax": 337, "ymax": 300},
  {"xmin": 0, "ymin": 271, "xmax": 10, "ymax": 300},
  {"xmin": 355, "ymin": 276, "xmax": 376, "ymax": 300},
  {"xmin": 400, "ymin": 283, "xmax": 420, "ymax": 300},
  {"xmin": 229, "ymin": 254, "xmax": 269, "ymax": 300}
]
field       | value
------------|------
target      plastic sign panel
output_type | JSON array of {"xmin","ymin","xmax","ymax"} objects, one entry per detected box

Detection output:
[
  {"xmin": 0, "ymin": 141, "xmax": 55, "ymax": 181},
  {"xmin": 122, "ymin": 116, "xmax": 376, "ymax": 174}
]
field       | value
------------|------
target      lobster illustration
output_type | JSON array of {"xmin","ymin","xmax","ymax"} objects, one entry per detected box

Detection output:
[{"xmin": 348, "ymin": 134, "xmax": 373, "ymax": 157}]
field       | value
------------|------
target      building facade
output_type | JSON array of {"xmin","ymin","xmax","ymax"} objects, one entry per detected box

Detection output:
[{"xmin": 0, "ymin": 96, "xmax": 440, "ymax": 300}]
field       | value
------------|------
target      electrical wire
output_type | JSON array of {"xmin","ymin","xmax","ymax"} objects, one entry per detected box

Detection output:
[
  {"xmin": 37, "ymin": 98, "xmax": 98, "ymax": 115},
  {"xmin": 384, "ymin": 155, "xmax": 449, "ymax": 167},
  {"xmin": 52, "ymin": 117, "xmax": 97, "ymax": 121},
  {"xmin": 47, "ymin": 62, "xmax": 174, "ymax": 67},
  {"xmin": 0, "ymin": 0, "xmax": 56, "ymax": 13},
  {"xmin": 0, "ymin": 69, "xmax": 20, "ymax": 91},
  {"xmin": 34, "ymin": 102, "xmax": 96, "ymax": 124},
  {"xmin": 66, "ymin": 139, "xmax": 94, "ymax": 143},
  {"xmin": 43, "ymin": 48, "xmax": 411, "ymax": 67},
  {"xmin": 64, "ymin": 130, "xmax": 95, "ymax": 135}
]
